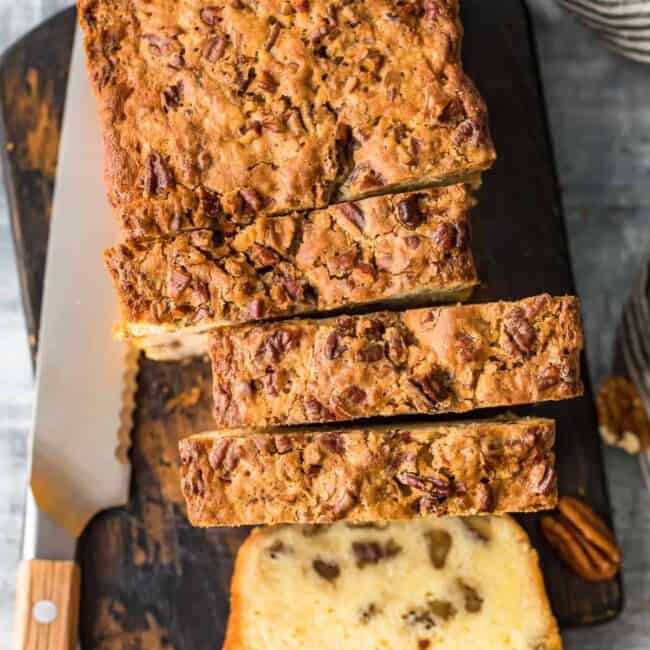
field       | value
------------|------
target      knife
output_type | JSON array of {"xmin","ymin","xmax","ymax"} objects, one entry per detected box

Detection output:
[{"xmin": 13, "ymin": 27, "xmax": 136, "ymax": 649}]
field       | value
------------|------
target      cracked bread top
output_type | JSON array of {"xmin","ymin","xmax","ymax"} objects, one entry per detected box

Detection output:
[
  {"xmin": 79, "ymin": 0, "xmax": 495, "ymax": 238},
  {"xmin": 209, "ymin": 294, "xmax": 584, "ymax": 428},
  {"xmin": 180, "ymin": 418, "xmax": 557, "ymax": 526},
  {"xmin": 105, "ymin": 185, "xmax": 477, "ymax": 334}
]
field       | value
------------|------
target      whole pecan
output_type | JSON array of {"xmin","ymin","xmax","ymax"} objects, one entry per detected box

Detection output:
[{"xmin": 540, "ymin": 496, "xmax": 621, "ymax": 582}]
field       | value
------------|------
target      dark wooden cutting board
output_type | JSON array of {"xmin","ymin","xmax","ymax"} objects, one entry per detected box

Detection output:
[{"xmin": 0, "ymin": 2, "xmax": 622, "ymax": 646}]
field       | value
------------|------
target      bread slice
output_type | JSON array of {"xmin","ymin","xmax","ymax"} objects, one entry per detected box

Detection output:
[
  {"xmin": 209, "ymin": 294, "xmax": 583, "ymax": 429},
  {"xmin": 105, "ymin": 185, "xmax": 479, "ymax": 359},
  {"xmin": 223, "ymin": 515, "xmax": 562, "ymax": 650},
  {"xmin": 79, "ymin": 0, "xmax": 495, "ymax": 240},
  {"xmin": 179, "ymin": 418, "xmax": 556, "ymax": 527}
]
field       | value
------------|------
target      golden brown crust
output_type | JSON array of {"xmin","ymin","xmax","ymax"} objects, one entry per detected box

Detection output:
[
  {"xmin": 180, "ymin": 418, "xmax": 557, "ymax": 526},
  {"xmin": 78, "ymin": 0, "xmax": 495, "ymax": 238},
  {"xmin": 209, "ymin": 294, "xmax": 584, "ymax": 428},
  {"xmin": 105, "ymin": 185, "xmax": 477, "ymax": 332}
]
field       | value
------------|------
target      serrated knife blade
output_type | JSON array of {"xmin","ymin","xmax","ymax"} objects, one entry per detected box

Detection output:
[{"xmin": 14, "ymin": 26, "xmax": 135, "ymax": 650}]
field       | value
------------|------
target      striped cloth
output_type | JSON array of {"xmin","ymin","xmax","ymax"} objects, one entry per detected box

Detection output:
[{"xmin": 558, "ymin": 0, "xmax": 650, "ymax": 62}]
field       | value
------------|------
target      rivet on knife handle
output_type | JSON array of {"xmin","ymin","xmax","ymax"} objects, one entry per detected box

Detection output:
[{"xmin": 13, "ymin": 559, "xmax": 80, "ymax": 650}]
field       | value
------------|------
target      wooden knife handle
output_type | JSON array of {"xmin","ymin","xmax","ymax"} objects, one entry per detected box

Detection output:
[{"xmin": 14, "ymin": 559, "xmax": 80, "ymax": 650}]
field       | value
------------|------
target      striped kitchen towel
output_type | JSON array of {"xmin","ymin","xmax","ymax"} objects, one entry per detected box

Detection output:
[{"xmin": 559, "ymin": 1, "xmax": 650, "ymax": 62}]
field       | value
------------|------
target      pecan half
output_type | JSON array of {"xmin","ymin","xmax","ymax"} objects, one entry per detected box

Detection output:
[
  {"xmin": 396, "ymin": 194, "xmax": 424, "ymax": 229},
  {"xmin": 540, "ymin": 496, "xmax": 621, "ymax": 582},
  {"xmin": 597, "ymin": 376, "xmax": 648, "ymax": 455},
  {"xmin": 503, "ymin": 307, "xmax": 536, "ymax": 356}
]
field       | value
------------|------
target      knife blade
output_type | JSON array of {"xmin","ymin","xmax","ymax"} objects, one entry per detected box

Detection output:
[{"xmin": 14, "ymin": 26, "xmax": 135, "ymax": 650}]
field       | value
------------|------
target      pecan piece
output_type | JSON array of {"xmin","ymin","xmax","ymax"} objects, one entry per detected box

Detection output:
[
  {"xmin": 597, "ymin": 376, "xmax": 648, "ymax": 454},
  {"xmin": 503, "ymin": 307, "xmax": 536, "ymax": 356},
  {"xmin": 335, "ymin": 316, "xmax": 356, "ymax": 336},
  {"xmin": 258, "ymin": 329, "xmax": 297, "ymax": 363},
  {"xmin": 387, "ymin": 331, "xmax": 407, "ymax": 365},
  {"xmin": 320, "ymin": 432, "xmax": 345, "ymax": 454},
  {"xmin": 144, "ymin": 152, "xmax": 173, "ymax": 196},
  {"xmin": 405, "ymin": 235, "xmax": 420, "ymax": 249},
  {"xmin": 200, "ymin": 7, "xmax": 221, "ymax": 25},
  {"xmin": 266, "ymin": 540, "xmax": 289, "ymax": 558},
  {"xmin": 540, "ymin": 496, "xmax": 621, "ymax": 582},
  {"xmin": 453, "ymin": 119, "xmax": 481, "ymax": 147},
  {"xmin": 312, "ymin": 558, "xmax": 340, "ymax": 582},
  {"xmin": 266, "ymin": 23, "xmax": 281, "ymax": 50},
  {"xmin": 458, "ymin": 579, "xmax": 483, "ymax": 612},
  {"xmin": 410, "ymin": 366, "xmax": 451, "ymax": 404},
  {"xmin": 537, "ymin": 365, "xmax": 561, "ymax": 392},
  {"xmin": 333, "ymin": 385, "xmax": 367, "ymax": 414},
  {"xmin": 528, "ymin": 461, "xmax": 556, "ymax": 495},
  {"xmin": 352, "ymin": 539, "xmax": 401, "ymax": 568},
  {"xmin": 248, "ymin": 298, "xmax": 265, "ymax": 319},
  {"xmin": 357, "ymin": 343, "xmax": 384, "ymax": 362},
  {"xmin": 429, "ymin": 599, "xmax": 456, "ymax": 622},
  {"xmin": 239, "ymin": 186, "xmax": 264, "ymax": 212},
  {"xmin": 208, "ymin": 438, "xmax": 232, "ymax": 470},
  {"xmin": 304, "ymin": 397, "xmax": 330, "ymax": 421},
  {"xmin": 398, "ymin": 472, "xmax": 451, "ymax": 498},
  {"xmin": 168, "ymin": 269, "xmax": 190, "ymax": 298},
  {"xmin": 161, "ymin": 82, "xmax": 182, "ymax": 112},
  {"xmin": 424, "ymin": 529, "xmax": 452, "ymax": 569},
  {"xmin": 396, "ymin": 195, "xmax": 424, "ymax": 229},
  {"xmin": 257, "ymin": 70, "xmax": 278, "ymax": 93},
  {"xmin": 274, "ymin": 434, "xmax": 293, "ymax": 454},
  {"xmin": 432, "ymin": 222, "xmax": 456, "ymax": 251},
  {"xmin": 337, "ymin": 202, "xmax": 365, "ymax": 231},
  {"xmin": 454, "ymin": 331, "xmax": 477, "ymax": 362},
  {"xmin": 203, "ymin": 35, "xmax": 227, "ymax": 62},
  {"xmin": 325, "ymin": 331, "xmax": 347, "ymax": 360}
]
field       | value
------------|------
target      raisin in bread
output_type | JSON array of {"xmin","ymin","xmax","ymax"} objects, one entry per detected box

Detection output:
[
  {"xmin": 180, "ymin": 418, "xmax": 557, "ymax": 527},
  {"xmin": 210, "ymin": 294, "xmax": 583, "ymax": 428},
  {"xmin": 223, "ymin": 516, "xmax": 562, "ymax": 650}
]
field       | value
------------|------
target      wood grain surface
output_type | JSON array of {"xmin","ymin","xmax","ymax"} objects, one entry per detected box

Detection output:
[
  {"xmin": 1, "ymin": 1, "xmax": 649, "ymax": 649},
  {"xmin": 14, "ymin": 559, "xmax": 80, "ymax": 650}
]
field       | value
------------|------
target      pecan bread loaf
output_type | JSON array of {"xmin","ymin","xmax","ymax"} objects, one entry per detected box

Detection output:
[
  {"xmin": 78, "ymin": 0, "xmax": 495, "ymax": 239},
  {"xmin": 210, "ymin": 294, "xmax": 583, "ymax": 428},
  {"xmin": 106, "ymin": 186, "xmax": 477, "ymax": 350},
  {"xmin": 180, "ymin": 418, "xmax": 556, "ymax": 527},
  {"xmin": 223, "ymin": 516, "xmax": 562, "ymax": 650}
]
